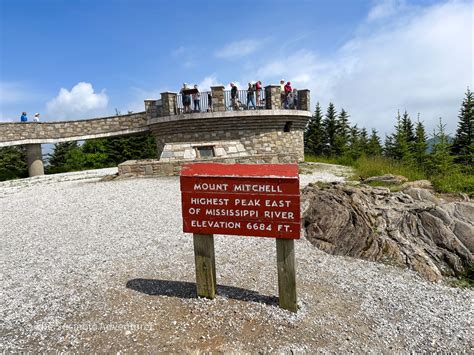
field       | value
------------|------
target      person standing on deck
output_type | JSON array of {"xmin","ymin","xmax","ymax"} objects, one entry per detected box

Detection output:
[
  {"xmin": 192, "ymin": 85, "xmax": 201, "ymax": 112},
  {"xmin": 246, "ymin": 82, "xmax": 256, "ymax": 109}
]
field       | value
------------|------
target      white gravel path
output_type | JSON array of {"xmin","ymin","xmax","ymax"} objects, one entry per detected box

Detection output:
[{"xmin": 1, "ymin": 168, "xmax": 472, "ymax": 352}]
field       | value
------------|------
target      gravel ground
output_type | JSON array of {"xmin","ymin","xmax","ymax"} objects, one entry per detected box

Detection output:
[{"xmin": 1, "ymin": 167, "xmax": 472, "ymax": 352}]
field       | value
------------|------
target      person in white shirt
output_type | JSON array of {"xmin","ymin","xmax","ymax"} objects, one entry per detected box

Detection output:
[{"xmin": 33, "ymin": 113, "xmax": 40, "ymax": 122}]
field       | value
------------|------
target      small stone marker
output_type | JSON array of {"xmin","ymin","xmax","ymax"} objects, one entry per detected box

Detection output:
[{"xmin": 180, "ymin": 163, "xmax": 300, "ymax": 312}]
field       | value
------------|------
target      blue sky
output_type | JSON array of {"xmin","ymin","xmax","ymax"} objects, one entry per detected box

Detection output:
[{"xmin": 1, "ymin": 0, "xmax": 472, "ymax": 136}]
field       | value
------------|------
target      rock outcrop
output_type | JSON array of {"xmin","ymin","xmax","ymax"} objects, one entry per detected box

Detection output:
[
  {"xmin": 363, "ymin": 174, "xmax": 408, "ymax": 185},
  {"xmin": 302, "ymin": 183, "xmax": 473, "ymax": 282}
]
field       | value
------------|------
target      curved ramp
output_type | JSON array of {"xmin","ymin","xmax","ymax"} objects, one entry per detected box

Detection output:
[{"xmin": 0, "ymin": 112, "xmax": 149, "ymax": 147}]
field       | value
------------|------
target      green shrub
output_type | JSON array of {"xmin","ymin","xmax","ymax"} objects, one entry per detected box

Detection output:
[{"xmin": 431, "ymin": 172, "xmax": 474, "ymax": 196}]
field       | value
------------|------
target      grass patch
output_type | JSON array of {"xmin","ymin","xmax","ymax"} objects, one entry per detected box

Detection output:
[
  {"xmin": 449, "ymin": 263, "xmax": 474, "ymax": 288},
  {"xmin": 352, "ymin": 156, "xmax": 426, "ymax": 181},
  {"xmin": 431, "ymin": 173, "xmax": 474, "ymax": 196},
  {"xmin": 305, "ymin": 154, "xmax": 473, "ymax": 196}
]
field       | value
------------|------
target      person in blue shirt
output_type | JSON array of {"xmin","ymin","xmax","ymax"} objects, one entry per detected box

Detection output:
[{"xmin": 20, "ymin": 112, "xmax": 28, "ymax": 122}]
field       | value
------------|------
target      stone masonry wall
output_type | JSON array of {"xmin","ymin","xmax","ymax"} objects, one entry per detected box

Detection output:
[
  {"xmin": 0, "ymin": 112, "xmax": 149, "ymax": 146},
  {"xmin": 118, "ymin": 153, "xmax": 300, "ymax": 177},
  {"xmin": 154, "ymin": 129, "xmax": 304, "ymax": 162},
  {"xmin": 160, "ymin": 140, "xmax": 248, "ymax": 162}
]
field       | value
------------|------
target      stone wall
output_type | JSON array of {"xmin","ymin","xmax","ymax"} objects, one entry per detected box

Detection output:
[
  {"xmin": 0, "ymin": 112, "xmax": 149, "ymax": 147},
  {"xmin": 155, "ymin": 129, "xmax": 304, "ymax": 162},
  {"xmin": 148, "ymin": 109, "xmax": 309, "ymax": 163},
  {"xmin": 118, "ymin": 153, "xmax": 300, "ymax": 177},
  {"xmin": 160, "ymin": 140, "xmax": 248, "ymax": 162}
]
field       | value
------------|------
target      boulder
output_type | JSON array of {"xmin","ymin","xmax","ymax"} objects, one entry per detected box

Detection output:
[
  {"xmin": 302, "ymin": 183, "xmax": 473, "ymax": 282},
  {"xmin": 363, "ymin": 174, "xmax": 408, "ymax": 185},
  {"xmin": 401, "ymin": 179, "xmax": 433, "ymax": 190}
]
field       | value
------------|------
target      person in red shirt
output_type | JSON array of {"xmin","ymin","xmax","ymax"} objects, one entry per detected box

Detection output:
[
  {"xmin": 284, "ymin": 82, "xmax": 292, "ymax": 109},
  {"xmin": 255, "ymin": 80, "xmax": 262, "ymax": 107}
]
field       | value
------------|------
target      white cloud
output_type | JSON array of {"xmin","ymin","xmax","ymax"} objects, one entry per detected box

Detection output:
[
  {"xmin": 215, "ymin": 39, "xmax": 260, "ymax": 59},
  {"xmin": 367, "ymin": 0, "xmax": 407, "ymax": 21},
  {"xmin": 252, "ymin": 1, "xmax": 473, "ymax": 137},
  {"xmin": 46, "ymin": 82, "xmax": 109, "ymax": 120},
  {"xmin": 197, "ymin": 75, "xmax": 223, "ymax": 91}
]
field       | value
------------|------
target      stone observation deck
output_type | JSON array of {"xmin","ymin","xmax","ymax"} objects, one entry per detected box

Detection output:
[{"xmin": 0, "ymin": 85, "xmax": 311, "ymax": 177}]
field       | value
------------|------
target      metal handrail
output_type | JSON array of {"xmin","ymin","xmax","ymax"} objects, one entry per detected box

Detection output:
[{"xmin": 175, "ymin": 88, "xmax": 301, "ymax": 113}]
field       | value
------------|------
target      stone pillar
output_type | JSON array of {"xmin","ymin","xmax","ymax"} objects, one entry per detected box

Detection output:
[
  {"xmin": 211, "ymin": 86, "xmax": 225, "ymax": 112},
  {"xmin": 161, "ymin": 92, "xmax": 178, "ymax": 116},
  {"xmin": 264, "ymin": 85, "xmax": 282, "ymax": 110},
  {"xmin": 297, "ymin": 89, "xmax": 310, "ymax": 111},
  {"xmin": 26, "ymin": 144, "xmax": 44, "ymax": 177},
  {"xmin": 144, "ymin": 99, "xmax": 159, "ymax": 120}
]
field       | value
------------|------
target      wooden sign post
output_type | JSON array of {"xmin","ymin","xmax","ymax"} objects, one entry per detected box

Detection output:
[{"xmin": 180, "ymin": 163, "xmax": 300, "ymax": 312}]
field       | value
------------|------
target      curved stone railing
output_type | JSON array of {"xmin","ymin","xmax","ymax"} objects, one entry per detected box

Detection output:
[{"xmin": 0, "ymin": 112, "xmax": 149, "ymax": 147}]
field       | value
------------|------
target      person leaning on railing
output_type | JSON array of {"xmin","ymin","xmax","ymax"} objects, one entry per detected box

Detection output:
[
  {"xmin": 181, "ymin": 83, "xmax": 192, "ymax": 113},
  {"xmin": 207, "ymin": 92, "xmax": 213, "ymax": 112},
  {"xmin": 230, "ymin": 82, "xmax": 238, "ymax": 110}
]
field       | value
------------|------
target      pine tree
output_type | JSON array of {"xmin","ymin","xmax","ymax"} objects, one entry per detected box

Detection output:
[
  {"xmin": 367, "ymin": 129, "xmax": 382, "ymax": 156},
  {"xmin": 401, "ymin": 110, "xmax": 416, "ymax": 149},
  {"xmin": 384, "ymin": 135, "xmax": 395, "ymax": 158},
  {"xmin": 334, "ymin": 108, "xmax": 351, "ymax": 156},
  {"xmin": 102, "ymin": 134, "xmax": 156, "ymax": 164},
  {"xmin": 304, "ymin": 102, "xmax": 325, "ymax": 156},
  {"xmin": 391, "ymin": 111, "xmax": 411, "ymax": 161},
  {"xmin": 347, "ymin": 125, "xmax": 362, "ymax": 160},
  {"xmin": 0, "ymin": 146, "xmax": 27, "ymax": 181},
  {"xmin": 322, "ymin": 102, "xmax": 338, "ymax": 156},
  {"xmin": 427, "ymin": 118, "xmax": 457, "ymax": 175},
  {"xmin": 451, "ymin": 88, "xmax": 473, "ymax": 171},
  {"xmin": 359, "ymin": 128, "xmax": 369, "ymax": 155},
  {"xmin": 412, "ymin": 118, "xmax": 428, "ymax": 168},
  {"xmin": 46, "ymin": 141, "xmax": 81, "ymax": 173}
]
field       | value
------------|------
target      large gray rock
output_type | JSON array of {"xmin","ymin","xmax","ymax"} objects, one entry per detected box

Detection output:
[
  {"xmin": 363, "ymin": 174, "xmax": 408, "ymax": 185},
  {"xmin": 302, "ymin": 184, "xmax": 473, "ymax": 282}
]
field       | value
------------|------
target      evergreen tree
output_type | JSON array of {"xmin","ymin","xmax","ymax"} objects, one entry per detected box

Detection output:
[
  {"xmin": 401, "ymin": 110, "xmax": 416, "ymax": 149},
  {"xmin": 384, "ymin": 135, "xmax": 395, "ymax": 158},
  {"xmin": 347, "ymin": 125, "xmax": 362, "ymax": 160},
  {"xmin": 102, "ymin": 134, "xmax": 156, "ymax": 164},
  {"xmin": 412, "ymin": 118, "xmax": 428, "ymax": 167},
  {"xmin": 367, "ymin": 129, "xmax": 382, "ymax": 156},
  {"xmin": 359, "ymin": 128, "xmax": 369, "ymax": 155},
  {"xmin": 0, "ymin": 146, "xmax": 27, "ymax": 181},
  {"xmin": 428, "ymin": 118, "xmax": 457, "ymax": 175},
  {"xmin": 304, "ymin": 102, "xmax": 325, "ymax": 156},
  {"xmin": 391, "ymin": 112, "xmax": 411, "ymax": 161},
  {"xmin": 451, "ymin": 88, "xmax": 473, "ymax": 171},
  {"xmin": 334, "ymin": 108, "xmax": 351, "ymax": 156},
  {"xmin": 46, "ymin": 141, "xmax": 81, "ymax": 173},
  {"xmin": 322, "ymin": 102, "xmax": 338, "ymax": 156}
]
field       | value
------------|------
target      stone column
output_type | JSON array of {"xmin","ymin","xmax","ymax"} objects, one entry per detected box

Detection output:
[
  {"xmin": 26, "ymin": 144, "xmax": 44, "ymax": 177},
  {"xmin": 264, "ymin": 85, "xmax": 282, "ymax": 110},
  {"xmin": 211, "ymin": 86, "xmax": 225, "ymax": 112},
  {"xmin": 297, "ymin": 89, "xmax": 310, "ymax": 111},
  {"xmin": 161, "ymin": 92, "xmax": 178, "ymax": 116},
  {"xmin": 144, "ymin": 99, "xmax": 159, "ymax": 120}
]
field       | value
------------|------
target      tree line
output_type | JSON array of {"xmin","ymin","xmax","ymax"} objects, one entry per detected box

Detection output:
[
  {"xmin": 1, "ymin": 90, "xmax": 472, "ymax": 182},
  {"xmin": 304, "ymin": 89, "xmax": 473, "ymax": 175},
  {"xmin": 0, "ymin": 134, "xmax": 157, "ymax": 180}
]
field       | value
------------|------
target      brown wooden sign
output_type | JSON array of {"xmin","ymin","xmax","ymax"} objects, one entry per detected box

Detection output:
[
  {"xmin": 180, "ymin": 163, "xmax": 299, "ymax": 312},
  {"xmin": 180, "ymin": 163, "xmax": 300, "ymax": 239}
]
